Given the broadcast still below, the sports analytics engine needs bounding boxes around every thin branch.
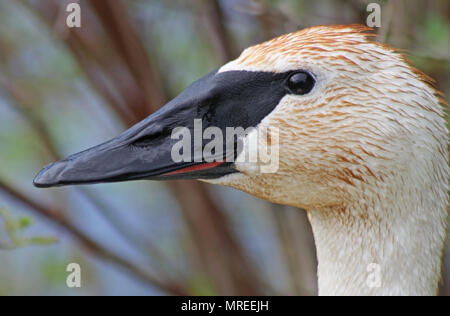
[0,77,59,159]
[271,205,310,295]
[377,0,395,43]
[195,0,235,63]
[78,187,179,277]
[89,0,167,115]
[0,179,186,295]
[63,35,139,126]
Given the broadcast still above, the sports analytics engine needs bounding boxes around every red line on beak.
[162,161,224,176]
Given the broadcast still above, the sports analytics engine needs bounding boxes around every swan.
[33,25,448,296]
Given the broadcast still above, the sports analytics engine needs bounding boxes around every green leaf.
[27,236,59,246]
[0,208,58,249]
[0,208,17,234]
[17,216,33,230]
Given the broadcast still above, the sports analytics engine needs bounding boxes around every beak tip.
[33,161,66,188]
[33,177,55,188]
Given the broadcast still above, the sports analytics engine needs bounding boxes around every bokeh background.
[0,0,449,296]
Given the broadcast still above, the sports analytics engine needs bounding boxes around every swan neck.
[308,194,447,296]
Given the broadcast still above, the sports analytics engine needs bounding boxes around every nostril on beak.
[131,127,172,148]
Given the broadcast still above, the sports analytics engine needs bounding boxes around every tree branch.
[195,0,235,63]
[0,179,186,295]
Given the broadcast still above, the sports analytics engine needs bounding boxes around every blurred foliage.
[0,208,58,249]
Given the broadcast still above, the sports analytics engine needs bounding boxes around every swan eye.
[286,71,315,95]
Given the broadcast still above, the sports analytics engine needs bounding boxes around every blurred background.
[0,0,449,296]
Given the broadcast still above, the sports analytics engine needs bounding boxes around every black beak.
[34,69,290,188]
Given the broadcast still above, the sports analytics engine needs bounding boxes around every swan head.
[33,25,448,212]
[208,25,448,210]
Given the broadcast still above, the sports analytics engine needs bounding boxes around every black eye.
[286,71,315,95]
